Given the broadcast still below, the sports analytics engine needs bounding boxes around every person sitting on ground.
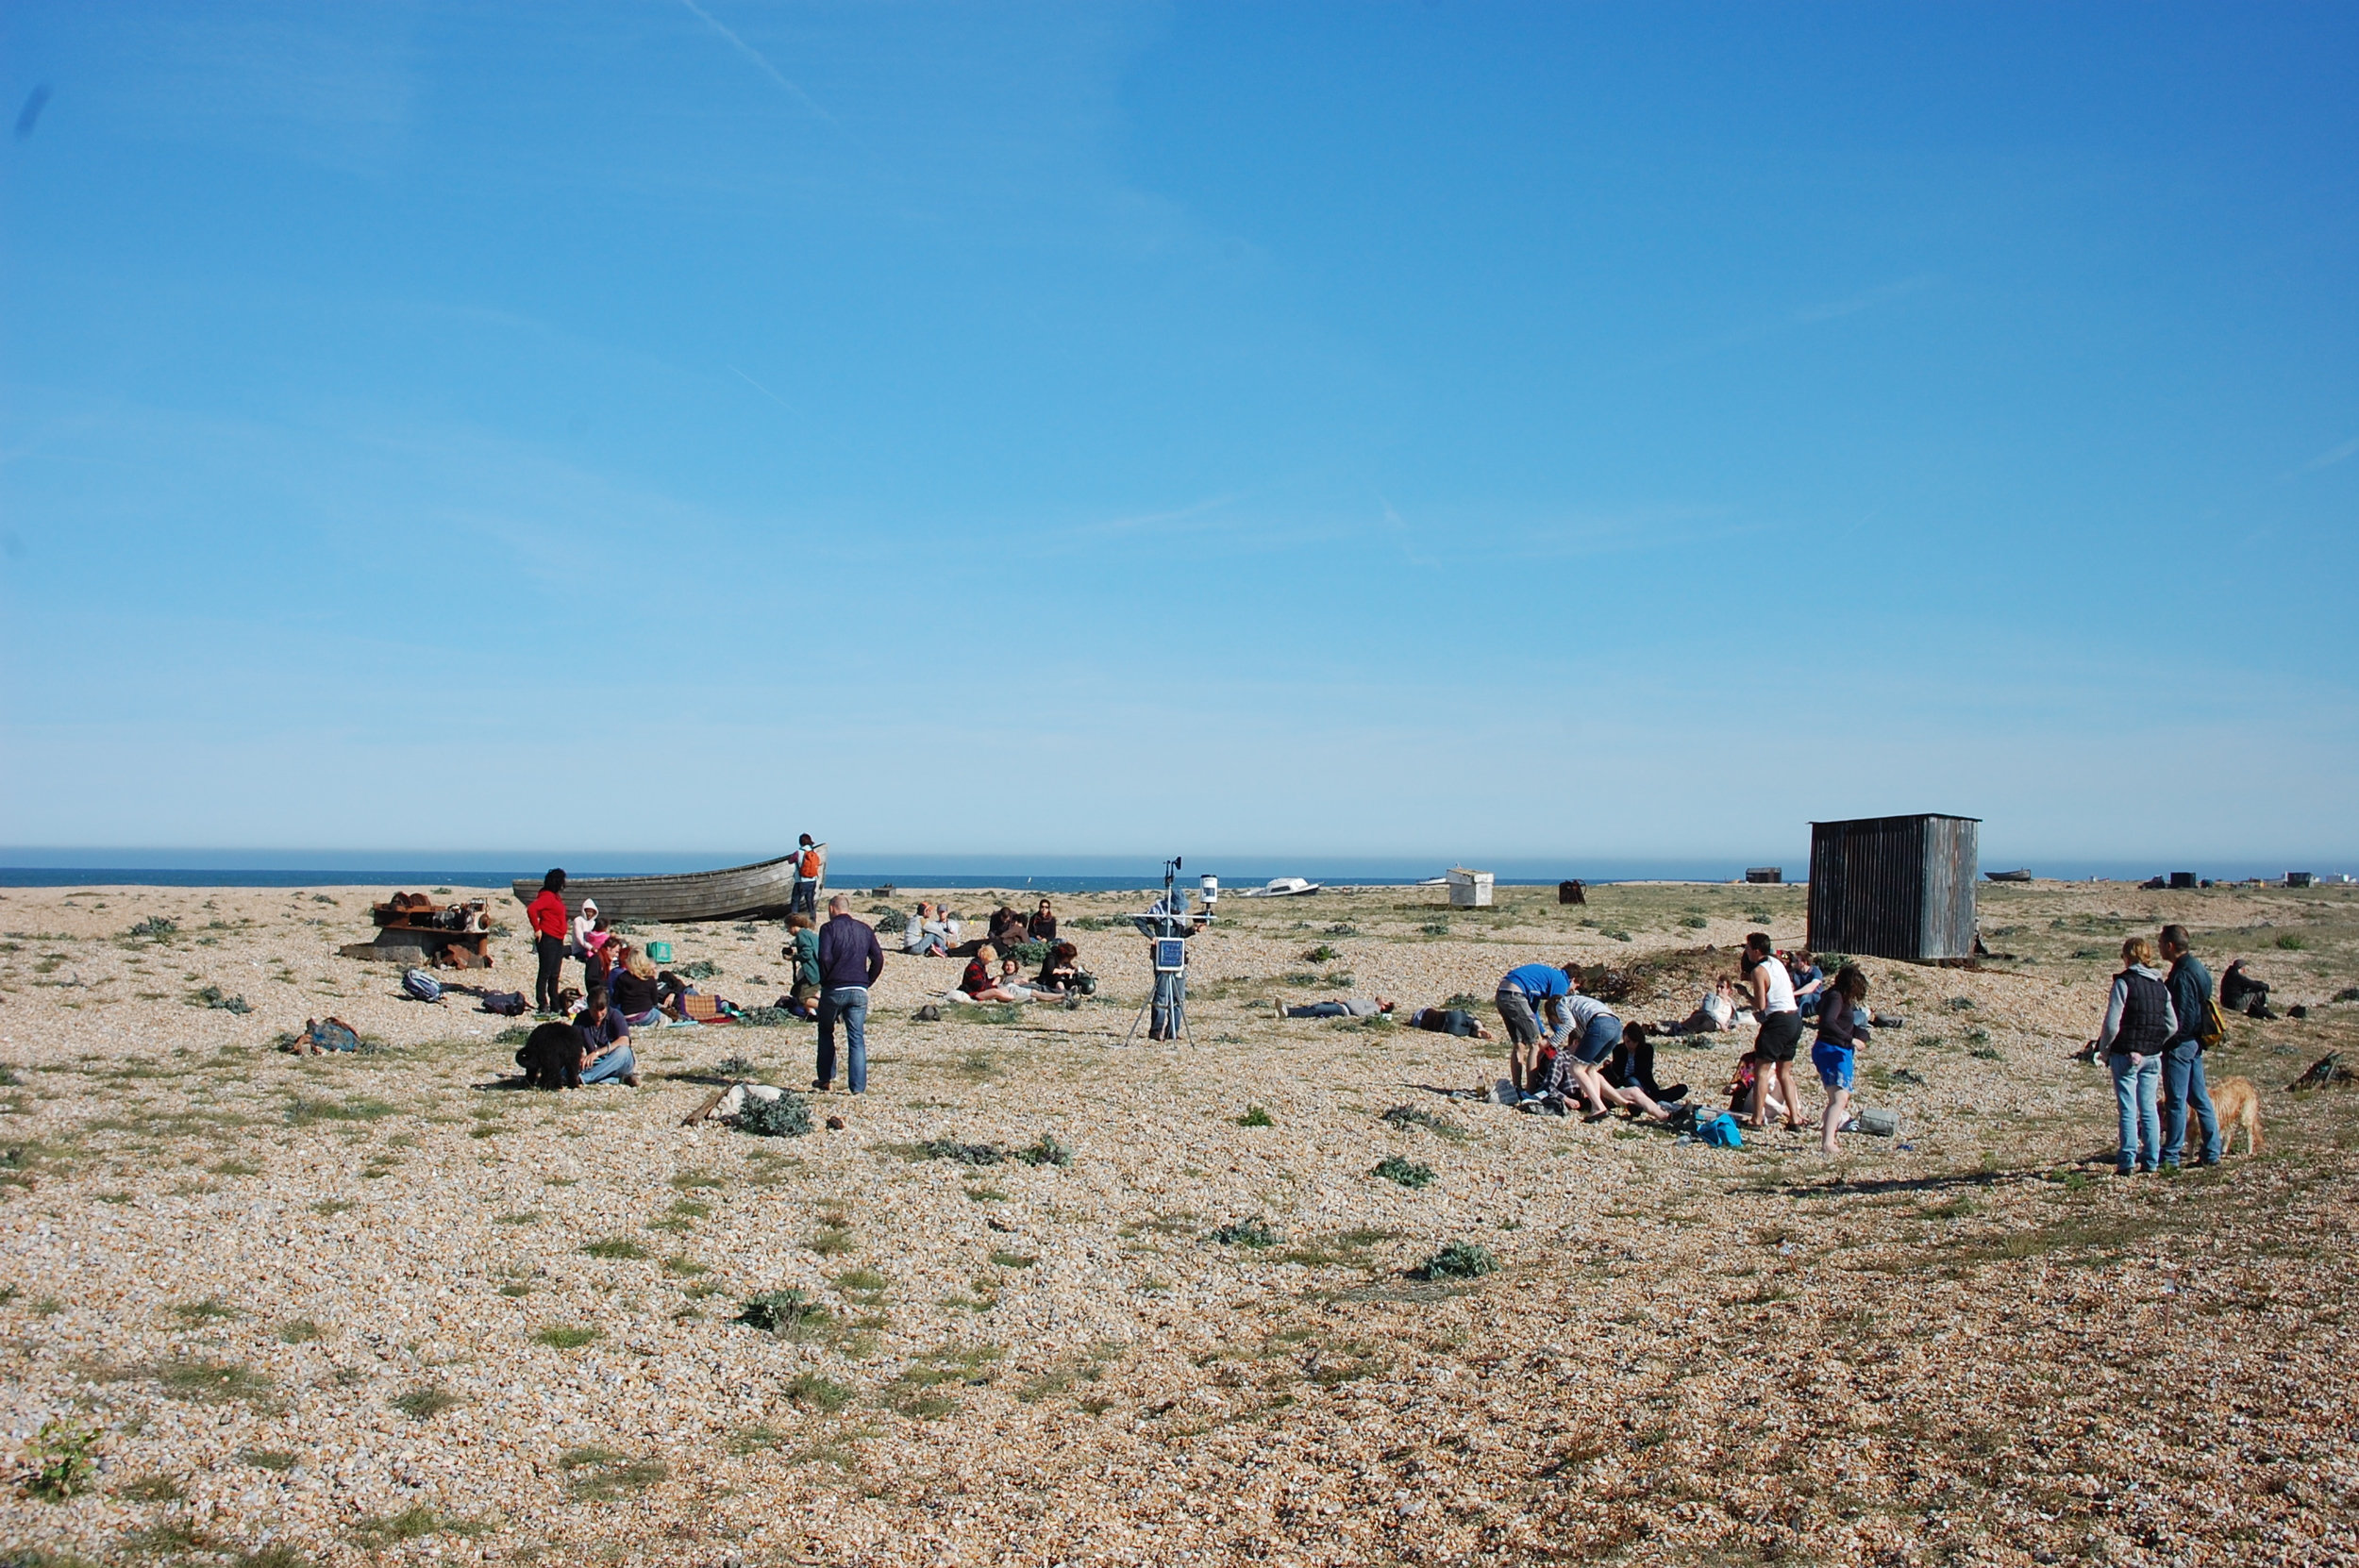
[1602,1022,1685,1103]
[1680,976,1747,1034]
[1534,971,1681,1125]
[572,987,640,1087]
[903,901,948,957]
[1410,1006,1496,1040]
[956,943,1024,1004]
[992,955,1053,1002]
[1787,949,1827,1020]
[1727,1050,1789,1123]
[1277,994,1396,1020]
[607,946,664,1027]
[1036,940,1084,994]
[988,905,1029,949]
[1811,964,1869,1157]
[581,916,614,992]
[2220,959,2273,1019]
[781,912,822,1018]
[1028,898,1059,942]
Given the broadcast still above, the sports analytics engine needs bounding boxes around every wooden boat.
[510,851,813,924]
[1984,869,2033,883]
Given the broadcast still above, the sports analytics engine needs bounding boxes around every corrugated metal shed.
[1807,814,1980,962]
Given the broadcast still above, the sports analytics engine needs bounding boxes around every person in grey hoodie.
[2095,935,2178,1175]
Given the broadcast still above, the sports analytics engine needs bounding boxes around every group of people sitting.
[952,940,1092,1004]
[900,898,1059,959]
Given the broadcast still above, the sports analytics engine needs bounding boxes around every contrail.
[672,0,841,128]
[729,365,796,415]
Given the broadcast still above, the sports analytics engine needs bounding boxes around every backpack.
[799,850,822,877]
[306,1018,361,1052]
[401,968,443,1003]
[1698,1113,1744,1149]
[480,990,527,1017]
[2198,994,2228,1050]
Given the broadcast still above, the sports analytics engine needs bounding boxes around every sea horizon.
[3,848,2350,893]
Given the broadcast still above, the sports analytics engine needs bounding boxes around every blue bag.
[1699,1112,1744,1149]
[401,968,443,1003]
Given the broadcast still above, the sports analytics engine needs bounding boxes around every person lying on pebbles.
[1408,1005,1495,1040]
[1274,995,1395,1020]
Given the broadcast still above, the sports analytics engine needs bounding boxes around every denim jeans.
[580,1042,636,1085]
[2161,1043,2218,1166]
[817,985,868,1093]
[2110,1052,2163,1171]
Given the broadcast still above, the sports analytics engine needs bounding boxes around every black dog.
[516,1021,587,1089]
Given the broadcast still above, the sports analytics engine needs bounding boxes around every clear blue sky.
[3,2,2354,868]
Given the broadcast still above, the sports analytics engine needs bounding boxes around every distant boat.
[1238,876,1323,898]
[1984,869,2033,883]
[511,851,811,924]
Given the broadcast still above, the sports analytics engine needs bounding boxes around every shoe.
[811,1078,829,1092]
[1581,1109,1612,1124]
[1273,999,1287,1020]
[622,1072,640,1087]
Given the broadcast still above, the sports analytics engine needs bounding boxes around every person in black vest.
[2095,935,2178,1175]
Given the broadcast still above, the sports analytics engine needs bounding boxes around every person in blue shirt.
[1495,961,1573,1095]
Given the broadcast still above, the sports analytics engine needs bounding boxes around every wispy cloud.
[1625,275,1943,378]
[1790,274,1940,325]
[1374,489,1436,569]
[1072,492,1249,538]
[2299,435,2359,473]
[671,0,845,131]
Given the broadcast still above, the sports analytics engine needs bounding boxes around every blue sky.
[3,2,2354,869]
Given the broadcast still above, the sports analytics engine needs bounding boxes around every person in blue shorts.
[1810,964,1868,1156]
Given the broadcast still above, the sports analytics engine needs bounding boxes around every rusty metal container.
[1806,814,1980,962]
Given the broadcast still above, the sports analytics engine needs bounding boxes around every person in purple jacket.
[814,894,885,1093]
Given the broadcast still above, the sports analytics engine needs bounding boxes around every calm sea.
[3,852,2347,892]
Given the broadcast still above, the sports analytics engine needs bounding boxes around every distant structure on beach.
[1806,813,1981,963]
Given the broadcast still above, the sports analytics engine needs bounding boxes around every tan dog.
[2181,1075,2263,1159]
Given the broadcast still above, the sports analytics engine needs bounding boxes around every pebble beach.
[3,876,2356,1566]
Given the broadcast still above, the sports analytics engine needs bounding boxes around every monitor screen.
[1154,938,1187,972]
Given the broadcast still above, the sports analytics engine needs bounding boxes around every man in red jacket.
[525,869,570,1015]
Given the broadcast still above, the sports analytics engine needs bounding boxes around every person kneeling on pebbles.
[1527,969,1683,1126]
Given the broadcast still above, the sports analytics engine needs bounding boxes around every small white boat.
[1238,876,1323,898]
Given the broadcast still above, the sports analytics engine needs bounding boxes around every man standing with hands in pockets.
[814,893,883,1094]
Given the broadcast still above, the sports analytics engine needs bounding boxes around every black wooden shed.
[1806,814,1981,962]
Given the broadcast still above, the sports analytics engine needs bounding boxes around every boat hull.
[511,854,807,924]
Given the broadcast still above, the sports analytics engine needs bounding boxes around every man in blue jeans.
[2159,924,2220,1168]
[814,893,884,1093]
